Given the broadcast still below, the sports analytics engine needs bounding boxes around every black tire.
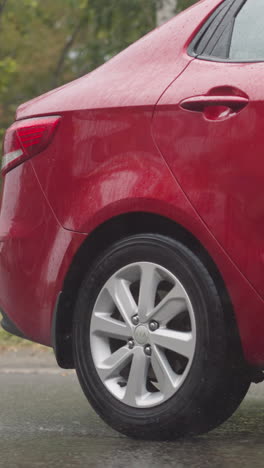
[73,234,250,440]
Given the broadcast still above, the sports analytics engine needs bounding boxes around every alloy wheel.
[90,262,196,408]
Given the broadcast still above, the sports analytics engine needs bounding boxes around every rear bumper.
[0,161,85,346]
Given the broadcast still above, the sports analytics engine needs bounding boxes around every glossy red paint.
[1,0,264,366]
[153,59,264,301]
[0,162,85,345]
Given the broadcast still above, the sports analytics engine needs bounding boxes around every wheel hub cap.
[134,325,149,345]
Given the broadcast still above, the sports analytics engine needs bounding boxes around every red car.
[1,0,264,440]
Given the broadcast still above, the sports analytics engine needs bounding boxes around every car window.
[189,0,234,57]
[190,0,264,63]
[229,0,264,61]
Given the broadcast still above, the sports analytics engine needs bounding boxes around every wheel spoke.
[106,277,137,325]
[97,346,132,381]
[138,263,159,322]
[123,347,149,405]
[92,313,131,340]
[152,329,195,359]
[148,284,186,325]
[151,345,178,394]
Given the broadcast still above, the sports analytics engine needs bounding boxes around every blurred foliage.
[0,324,30,347]
[0,0,196,143]
[177,0,197,10]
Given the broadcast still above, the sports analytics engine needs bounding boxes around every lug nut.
[132,314,139,326]
[128,339,135,349]
[149,321,159,331]
[144,345,152,356]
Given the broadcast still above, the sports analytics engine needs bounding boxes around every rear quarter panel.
[30,107,264,366]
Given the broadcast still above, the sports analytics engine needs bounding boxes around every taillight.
[1,115,61,175]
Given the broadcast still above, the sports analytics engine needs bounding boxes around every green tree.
[177,0,196,11]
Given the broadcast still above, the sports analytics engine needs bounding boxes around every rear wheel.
[73,234,250,440]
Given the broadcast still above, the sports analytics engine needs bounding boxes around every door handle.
[180,95,249,114]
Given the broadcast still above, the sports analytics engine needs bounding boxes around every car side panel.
[31,108,186,233]
[28,107,264,366]
[152,59,264,301]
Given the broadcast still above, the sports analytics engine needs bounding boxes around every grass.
[0,326,27,346]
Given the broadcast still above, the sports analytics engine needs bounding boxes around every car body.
[1,0,264,439]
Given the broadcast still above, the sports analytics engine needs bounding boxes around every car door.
[152,0,264,299]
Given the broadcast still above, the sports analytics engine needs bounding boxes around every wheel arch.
[53,211,239,369]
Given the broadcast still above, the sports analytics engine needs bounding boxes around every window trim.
[188,0,235,58]
[188,0,264,64]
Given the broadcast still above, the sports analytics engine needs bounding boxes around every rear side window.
[189,0,234,57]
[189,0,264,63]
[229,0,264,61]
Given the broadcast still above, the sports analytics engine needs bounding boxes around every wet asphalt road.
[0,350,263,468]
